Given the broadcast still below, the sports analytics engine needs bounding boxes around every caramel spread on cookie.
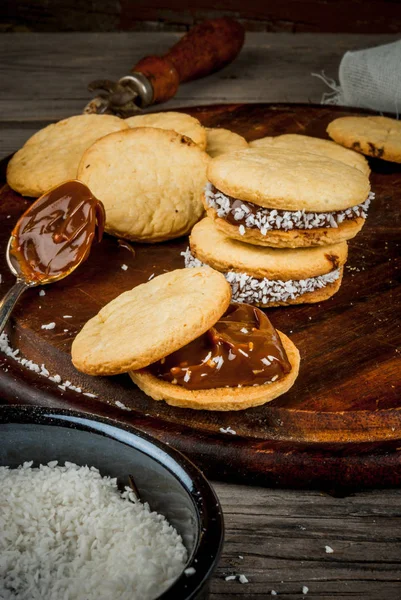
[10,180,105,283]
[149,303,291,390]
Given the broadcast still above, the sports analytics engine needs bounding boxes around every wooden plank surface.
[211,484,401,599]
[1,32,401,599]
[0,33,398,155]
[2,0,401,34]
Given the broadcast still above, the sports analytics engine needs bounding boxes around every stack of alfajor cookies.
[184,134,373,306]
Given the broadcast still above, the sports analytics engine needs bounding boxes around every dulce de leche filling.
[148,303,291,390]
[10,180,105,284]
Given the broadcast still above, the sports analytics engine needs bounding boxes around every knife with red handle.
[85,17,245,116]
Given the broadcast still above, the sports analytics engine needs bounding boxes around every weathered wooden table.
[1,32,401,599]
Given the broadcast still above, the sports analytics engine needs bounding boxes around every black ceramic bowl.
[0,405,224,600]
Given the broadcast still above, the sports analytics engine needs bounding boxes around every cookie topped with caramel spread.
[72,268,299,410]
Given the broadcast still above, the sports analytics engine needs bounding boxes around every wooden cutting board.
[1,104,400,492]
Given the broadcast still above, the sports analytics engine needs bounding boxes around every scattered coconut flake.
[228,349,236,361]
[39,290,45,296]
[148,273,155,280]
[183,370,191,383]
[302,586,309,594]
[115,401,131,411]
[238,224,246,236]
[184,567,196,576]
[238,349,249,358]
[239,555,244,559]
[0,332,96,399]
[271,591,277,596]
[202,351,212,363]
[41,322,55,330]
[325,545,334,553]
[121,264,128,270]
[212,356,224,370]
[240,327,248,334]
[239,575,249,584]
[63,315,72,318]
[220,426,237,435]
[83,392,97,398]
[225,575,236,581]
[183,248,341,305]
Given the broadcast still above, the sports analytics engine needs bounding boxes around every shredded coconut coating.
[204,182,373,233]
[182,248,340,304]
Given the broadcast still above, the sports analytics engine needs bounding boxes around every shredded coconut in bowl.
[0,462,188,600]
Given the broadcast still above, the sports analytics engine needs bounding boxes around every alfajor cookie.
[7,114,128,197]
[72,268,231,375]
[206,127,248,158]
[249,133,370,175]
[77,127,209,243]
[205,148,373,248]
[125,111,207,149]
[185,217,347,306]
[327,116,401,163]
[72,268,299,411]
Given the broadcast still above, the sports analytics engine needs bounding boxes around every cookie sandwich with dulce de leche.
[184,217,348,306]
[205,147,373,248]
[71,268,300,410]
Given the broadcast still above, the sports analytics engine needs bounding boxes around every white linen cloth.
[313,40,401,115]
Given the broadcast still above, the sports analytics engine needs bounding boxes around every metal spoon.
[0,238,36,336]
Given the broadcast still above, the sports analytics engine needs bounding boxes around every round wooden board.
[1,104,400,491]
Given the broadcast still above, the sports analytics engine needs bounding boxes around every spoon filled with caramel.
[0,180,105,335]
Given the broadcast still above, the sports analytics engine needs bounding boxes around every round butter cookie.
[186,217,347,306]
[206,127,248,158]
[125,111,207,149]
[129,332,300,411]
[208,148,370,212]
[205,148,372,248]
[327,116,401,163]
[249,133,370,175]
[7,115,128,197]
[71,268,231,376]
[77,127,209,242]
